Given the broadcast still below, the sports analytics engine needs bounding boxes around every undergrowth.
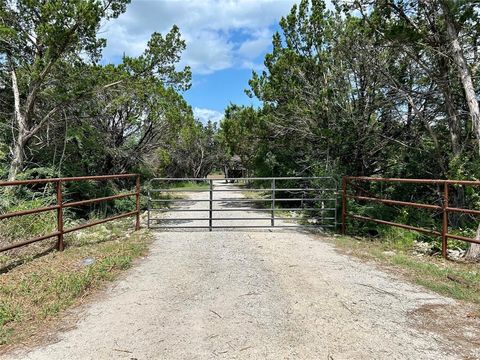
[0,220,151,349]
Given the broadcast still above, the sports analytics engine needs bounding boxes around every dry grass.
[0,219,151,351]
[326,233,480,310]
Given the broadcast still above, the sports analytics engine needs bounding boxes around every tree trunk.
[8,61,28,181]
[467,225,480,260]
[442,1,480,260]
[8,135,26,182]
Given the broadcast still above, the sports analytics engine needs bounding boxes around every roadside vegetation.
[0,219,151,350]
[147,180,210,203]
[329,229,480,310]
[219,0,480,261]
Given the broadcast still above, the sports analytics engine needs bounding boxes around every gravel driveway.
[7,181,471,359]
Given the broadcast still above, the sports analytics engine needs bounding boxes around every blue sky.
[101,0,300,123]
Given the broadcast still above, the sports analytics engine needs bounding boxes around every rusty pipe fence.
[341,176,480,258]
[0,174,141,253]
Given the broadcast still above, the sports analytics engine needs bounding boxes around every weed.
[0,220,151,348]
[329,234,480,307]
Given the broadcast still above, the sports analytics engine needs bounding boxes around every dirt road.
[7,181,475,359]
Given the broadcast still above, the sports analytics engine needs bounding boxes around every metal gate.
[147,177,337,230]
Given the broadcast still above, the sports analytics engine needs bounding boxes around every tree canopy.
[220,0,480,258]
[0,0,218,181]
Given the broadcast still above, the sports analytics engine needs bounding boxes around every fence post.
[442,182,449,259]
[209,179,213,231]
[135,175,141,231]
[271,178,276,227]
[56,180,64,251]
[341,177,347,235]
[147,187,151,229]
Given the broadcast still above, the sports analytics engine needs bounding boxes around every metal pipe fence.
[341,176,480,258]
[148,177,337,231]
[0,174,141,253]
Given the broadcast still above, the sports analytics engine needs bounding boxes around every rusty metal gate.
[147,177,337,230]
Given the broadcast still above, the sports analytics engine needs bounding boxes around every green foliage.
[220,105,263,170]
[0,0,201,184]
[220,0,480,244]
[234,0,480,181]
[0,198,57,244]
[157,120,225,178]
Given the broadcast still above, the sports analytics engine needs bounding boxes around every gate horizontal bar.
[148,207,336,212]
[446,206,480,216]
[446,233,480,244]
[151,176,336,181]
[150,198,336,203]
[151,216,337,221]
[63,192,136,208]
[346,176,480,186]
[0,173,137,187]
[63,211,138,234]
[148,225,335,229]
[150,188,337,193]
[213,188,337,192]
[151,217,270,221]
[0,231,61,252]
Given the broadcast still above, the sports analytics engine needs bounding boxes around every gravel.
[7,181,465,359]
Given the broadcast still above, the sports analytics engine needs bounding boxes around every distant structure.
[224,155,246,182]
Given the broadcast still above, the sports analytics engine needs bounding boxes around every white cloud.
[237,29,272,60]
[101,0,300,74]
[193,107,224,124]
[179,30,234,74]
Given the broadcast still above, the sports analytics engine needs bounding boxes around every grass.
[147,181,210,215]
[0,198,57,246]
[329,231,480,308]
[240,186,288,213]
[164,181,210,191]
[0,219,151,349]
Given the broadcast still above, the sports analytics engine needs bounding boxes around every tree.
[219,105,263,172]
[440,0,480,259]
[343,0,480,259]
[0,0,130,180]
[224,0,480,260]
[0,0,192,181]
[158,119,225,178]
[247,0,405,177]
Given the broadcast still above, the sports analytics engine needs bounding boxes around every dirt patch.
[410,303,480,359]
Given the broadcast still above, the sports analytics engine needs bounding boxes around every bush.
[0,198,57,245]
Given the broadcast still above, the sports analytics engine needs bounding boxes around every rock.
[447,249,465,260]
[413,241,432,254]
[81,257,96,266]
